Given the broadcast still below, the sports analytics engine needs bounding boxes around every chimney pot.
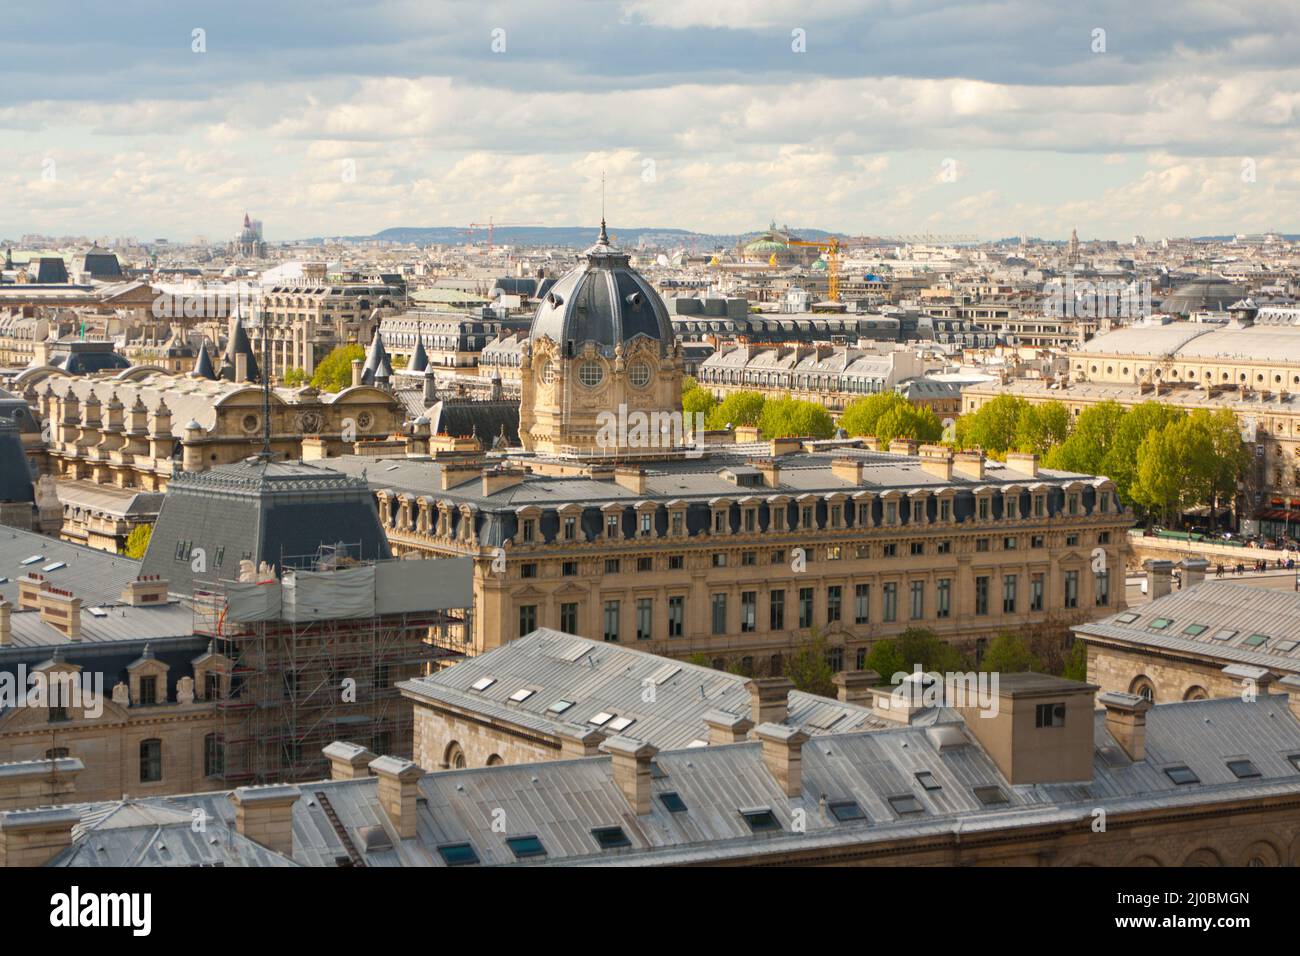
[1144,559,1174,599]
[229,784,301,858]
[832,670,879,705]
[745,677,794,727]
[369,755,423,840]
[702,709,754,745]
[600,735,658,815]
[322,741,376,781]
[753,722,810,798]
[1099,691,1153,761]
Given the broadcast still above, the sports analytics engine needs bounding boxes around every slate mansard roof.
[140,458,392,594]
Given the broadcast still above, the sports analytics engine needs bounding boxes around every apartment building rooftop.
[20,690,1300,867]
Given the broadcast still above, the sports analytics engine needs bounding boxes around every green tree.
[282,367,307,387]
[1130,416,1216,525]
[979,632,1043,674]
[840,392,908,438]
[1194,408,1250,528]
[707,391,766,430]
[123,523,153,560]
[1099,401,1184,507]
[1044,400,1126,475]
[682,386,717,421]
[954,395,1027,458]
[1014,400,1070,455]
[875,403,943,444]
[758,397,835,439]
[864,627,968,680]
[310,344,366,392]
[1061,640,1088,682]
[785,631,837,697]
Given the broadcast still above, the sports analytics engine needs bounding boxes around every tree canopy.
[979,632,1043,674]
[123,524,153,560]
[707,391,766,431]
[758,396,835,439]
[954,395,1026,458]
[310,344,366,392]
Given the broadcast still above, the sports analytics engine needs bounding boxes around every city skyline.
[4,1,1300,241]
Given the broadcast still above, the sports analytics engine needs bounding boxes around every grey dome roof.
[528,224,672,358]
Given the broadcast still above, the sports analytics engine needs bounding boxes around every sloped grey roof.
[1074,579,1300,674]
[0,526,140,607]
[401,628,923,751]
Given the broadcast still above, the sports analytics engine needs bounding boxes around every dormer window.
[829,504,843,529]
[521,519,535,543]
[885,501,898,526]
[713,510,727,534]
[977,497,989,520]
[606,514,620,538]
[1004,495,1018,519]
[800,505,814,529]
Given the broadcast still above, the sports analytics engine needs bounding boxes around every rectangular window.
[640,514,653,535]
[560,602,578,634]
[1098,531,1111,545]
[1094,570,1110,607]
[978,498,989,520]
[668,554,684,570]
[1031,573,1045,611]
[975,576,989,616]
[798,588,814,628]
[1035,702,1065,728]
[520,562,537,579]
[742,551,757,567]
[741,591,757,633]
[857,503,871,526]
[939,499,951,522]
[911,500,924,523]
[1005,495,1018,519]
[522,518,535,543]
[636,556,653,572]
[714,510,728,533]
[976,538,990,552]
[910,581,924,620]
[770,590,785,630]
[883,582,897,622]
[712,552,728,568]
[937,578,951,618]
[745,509,758,532]
[711,593,728,635]
[1002,575,1017,614]
[607,515,620,538]
[772,508,786,532]
[138,676,158,707]
[1064,571,1079,609]
[562,560,578,577]
[829,504,843,528]
[605,558,620,574]
[1033,495,1045,517]
[636,598,653,641]
[854,584,870,624]
[670,513,684,536]
[1003,536,1016,551]
[883,543,898,558]
[800,506,814,529]
[885,501,898,525]
[1065,534,1079,547]
[563,516,577,540]
[139,739,162,783]
[518,604,537,636]
[827,586,842,624]
[770,548,786,565]
[937,540,951,554]
[603,601,620,642]
[910,541,924,556]
[668,596,684,637]
[1031,534,1045,548]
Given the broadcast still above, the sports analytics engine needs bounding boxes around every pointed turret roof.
[193,342,217,380]
[222,311,260,383]
[361,331,392,386]
[410,330,429,373]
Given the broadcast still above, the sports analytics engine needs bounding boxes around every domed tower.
[520,222,683,457]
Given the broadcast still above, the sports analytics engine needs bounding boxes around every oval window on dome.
[539,361,556,385]
[629,361,652,388]
[578,360,605,387]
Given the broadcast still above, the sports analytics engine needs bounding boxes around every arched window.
[444,741,466,769]
[139,738,162,783]
[486,754,504,766]
[1182,685,1208,701]
[1128,675,1156,702]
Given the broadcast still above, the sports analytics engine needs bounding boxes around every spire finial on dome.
[598,170,609,245]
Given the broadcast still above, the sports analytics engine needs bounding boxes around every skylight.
[1149,617,1173,630]
[1211,628,1237,641]
[42,562,66,572]
[659,791,687,813]
[606,716,635,733]
[87,607,108,618]
[827,800,866,823]
[974,785,1010,806]
[1242,634,1269,648]
[591,826,631,850]
[587,711,615,726]
[508,688,534,703]
[915,771,941,791]
[505,835,546,859]
[888,794,925,815]
[436,843,479,866]
[1226,759,1260,779]
[1164,765,1200,785]
[1181,624,1208,636]
[19,555,42,566]
[1115,612,1139,624]
[740,808,781,833]
[1276,640,1299,653]
[469,676,496,692]
[547,699,574,714]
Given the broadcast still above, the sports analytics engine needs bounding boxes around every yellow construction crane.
[788,238,845,302]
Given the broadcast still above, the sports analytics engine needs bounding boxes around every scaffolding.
[193,554,471,786]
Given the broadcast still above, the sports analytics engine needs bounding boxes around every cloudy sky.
[3,0,1300,242]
